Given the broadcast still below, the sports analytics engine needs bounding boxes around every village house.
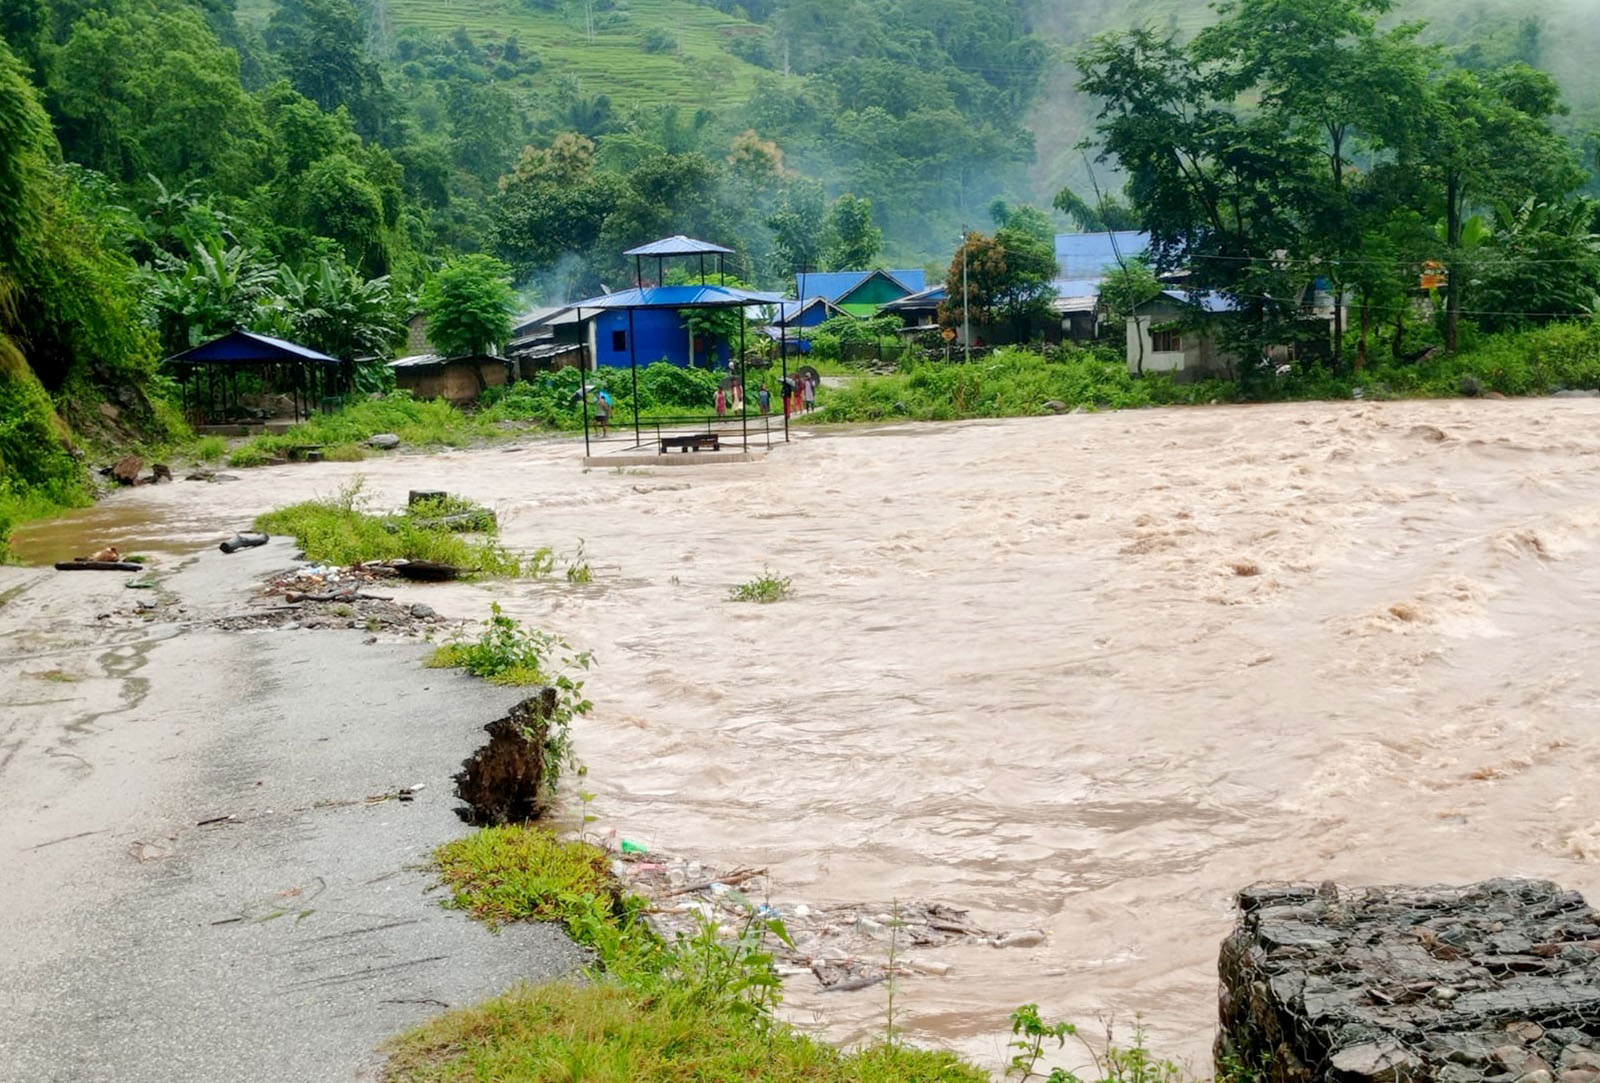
[388,353,513,403]
[1125,289,1243,380]
[796,269,925,316]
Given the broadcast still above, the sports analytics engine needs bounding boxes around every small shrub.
[641,26,679,52]
[729,569,792,603]
[193,435,227,463]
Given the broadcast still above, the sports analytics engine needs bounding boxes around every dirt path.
[0,544,583,1082]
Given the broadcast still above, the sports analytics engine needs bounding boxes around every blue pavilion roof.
[165,329,341,365]
[622,235,735,257]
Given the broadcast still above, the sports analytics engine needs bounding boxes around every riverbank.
[11,400,1600,1072]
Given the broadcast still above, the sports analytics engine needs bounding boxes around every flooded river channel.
[19,399,1600,1071]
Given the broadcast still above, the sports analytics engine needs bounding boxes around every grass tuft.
[729,569,792,603]
[434,825,620,929]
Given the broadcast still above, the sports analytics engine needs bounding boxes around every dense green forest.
[4,0,1600,549]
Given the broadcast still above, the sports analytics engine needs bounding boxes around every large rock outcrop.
[1217,880,1600,1083]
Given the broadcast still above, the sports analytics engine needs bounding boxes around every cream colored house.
[1125,290,1242,380]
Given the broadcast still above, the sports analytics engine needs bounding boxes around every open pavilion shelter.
[165,330,347,427]
[569,236,788,455]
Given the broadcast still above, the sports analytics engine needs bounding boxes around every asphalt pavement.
[0,546,585,1081]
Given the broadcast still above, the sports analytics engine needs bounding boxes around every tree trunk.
[1445,175,1462,353]
[1357,296,1370,374]
[1392,304,1406,361]
[1333,282,1344,370]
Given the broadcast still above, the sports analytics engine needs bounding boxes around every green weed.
[729,569,792,603]
[564,539,593,584]
[193,435,227,463]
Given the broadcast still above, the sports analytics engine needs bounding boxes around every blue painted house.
[590,306,727,369]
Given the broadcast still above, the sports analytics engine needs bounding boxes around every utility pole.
[961,226,971,363]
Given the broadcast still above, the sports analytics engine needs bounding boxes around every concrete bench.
[659,433,720,454]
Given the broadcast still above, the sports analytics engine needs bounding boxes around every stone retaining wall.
[1217,880,1600,1083]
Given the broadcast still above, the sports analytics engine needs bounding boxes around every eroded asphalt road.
[0,543,585,1082]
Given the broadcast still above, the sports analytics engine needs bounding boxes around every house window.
[611,330,628,352]
[1151,328,1182,352]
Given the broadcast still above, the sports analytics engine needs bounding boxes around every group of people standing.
[715,372,817,418]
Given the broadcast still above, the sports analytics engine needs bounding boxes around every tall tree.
[823,193,881,269]
[265,0,392,141]
[418,254,515,358]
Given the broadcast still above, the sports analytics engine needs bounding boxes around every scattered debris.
[614,849,1041,994]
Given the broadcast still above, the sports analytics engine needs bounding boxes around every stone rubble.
[1216,879,1600,1083]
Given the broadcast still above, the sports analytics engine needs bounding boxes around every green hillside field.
[238,0,778,107]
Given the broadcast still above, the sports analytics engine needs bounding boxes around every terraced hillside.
[238,0,778,107]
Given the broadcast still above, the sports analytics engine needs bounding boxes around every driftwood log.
[55,560,144,572]
[394,560,461,581]
[219,532,269,554]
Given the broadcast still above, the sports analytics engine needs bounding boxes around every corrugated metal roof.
[622,235,735,256]
[165,329,340,365]
[567,284,781,310]
[1159,288,1238,313]
[795,269,926,303]
[1055,231,1150,279]
[389,353,506,369]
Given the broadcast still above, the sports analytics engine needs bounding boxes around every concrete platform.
[583,450,766,467]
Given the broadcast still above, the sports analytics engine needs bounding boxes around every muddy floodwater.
[20,399,1600,1071]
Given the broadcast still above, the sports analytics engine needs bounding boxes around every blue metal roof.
[622,235,735,257]
[795,269,926,303]
[165,329,341,365]
[774,296,843,324]
[1055,231,1150,279]
[568,284,781,310]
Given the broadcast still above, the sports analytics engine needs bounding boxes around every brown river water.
[17,399,1600,1072]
